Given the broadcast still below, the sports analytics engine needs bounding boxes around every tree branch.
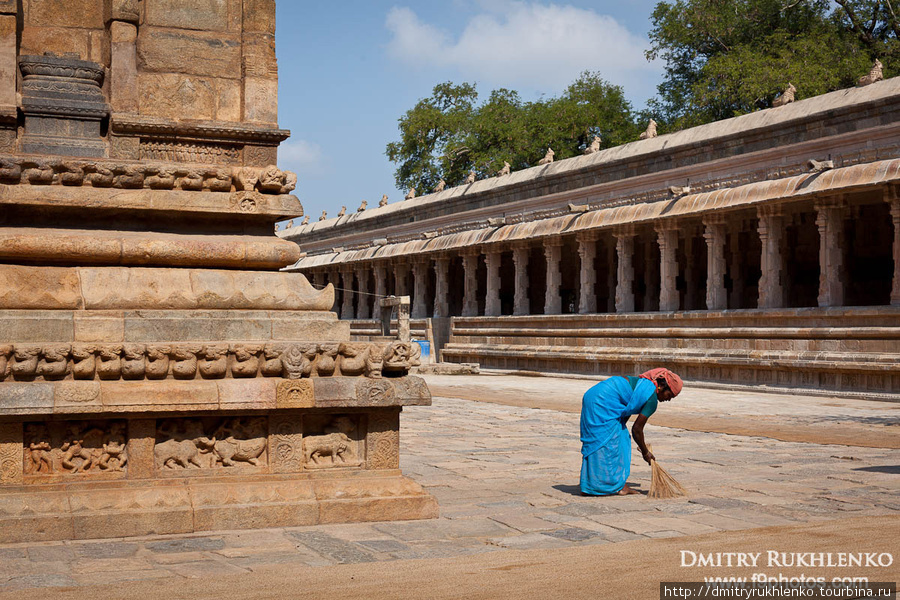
[834,0,876,44]
[884,0,900,37]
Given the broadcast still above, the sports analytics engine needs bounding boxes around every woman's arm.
[632,414,655,464]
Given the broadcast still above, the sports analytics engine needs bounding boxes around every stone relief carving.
[270,414,303,473]
[0,342,417,382]
[140,140,241,164]
[357,379,396,405]
[0,155,296,195]
[155,417,267,470]
[537,148,555,165]
[0,423,22,484]
[367,413,400,470]
[276,379,314,407]
[23,421,128,476]
[302,416,361,468]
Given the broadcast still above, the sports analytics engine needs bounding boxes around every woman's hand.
[642,449,655,465]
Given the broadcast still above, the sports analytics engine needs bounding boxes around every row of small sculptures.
[0,341,421,382]
[0,157,297,195]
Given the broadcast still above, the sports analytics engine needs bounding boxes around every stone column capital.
[702,213,728,226]
[814,195,846,212]
[542,236,564,248]
[757,203,785,218]
[654,220,681,233]
[613,224,636,239]
[576,230,601,243]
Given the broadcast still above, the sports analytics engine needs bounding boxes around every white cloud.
[277,139,326,178]
[385,3,661,97]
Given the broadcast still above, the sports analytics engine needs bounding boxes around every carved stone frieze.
[0,341,418,382]
[367,412,400,470]
[275,379,314,407]
[269,414,303,473]
[0,155,296,195]
[23,420,128,476]
[155,417,267,471]
[302,415,362,469]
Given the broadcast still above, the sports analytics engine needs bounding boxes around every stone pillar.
[606,240,617,312]
[393,263,409,296]
[889,195,900,306]
[374,263,388,301]
[411,259,430,319]
[340,268,355,320]
[242,0,279,126]
[433,256,450,318]
[729,223,745,309]
[110,16,139,113]
[485,248,502,317]
[683,226,697,310]
[815,198,846,307]
[577,232,598,314]
[704,215,728,311]
[543,237,563,314]
[462,251,480,317]
[511,243,530,316]
[614,228,635,313]
[757,205,785,309]
[355,266,371,319]
[656,224,679,312]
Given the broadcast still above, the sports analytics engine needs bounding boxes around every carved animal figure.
[583,135,601,154]
[537,148,555,165]
[317,344,339,375]
[61,430,96,473]
[199,345,228,379]
[303,432,354,466]
[338,343,369,376]
[464,170,476,184]
[233,167,260,191]
[96,345,123,380]
[56,161,85,186]
[121,343,146,380]
[204,169,232,192]
[858,59,883,87]
[282,171,298,193]
[71,345,97,380]
[640,119,658,140]
[319,210,328,221]
[301,215,310,225]
[213,418,267,467]
[145,345,171,380]
[38,345,70,380]
[772,83,796,108]
[281,343,317,378]
[258,165,286,193]
[0,344,11,380]
[12,346,41,379]
[231,344,262,378]
[84,164,114,187]
[145,167,176,189]
[99,422,127,471]
[807,159,834,173]
[172,346,201,379]
[22,160,54,184]
[405,187,416,200]
[113,164,144,189]
[668,185,691,196]
[177,169,204,191]
[382,341,422,372]
[155,421,215,469]
[433,180,446,193]
[497,161,511,176]
[261,344,284,376]
[337,206,347,217]
[365,343,385,378]
[358,200,367,212]
[0,157,21,182]
[380,193,389,207]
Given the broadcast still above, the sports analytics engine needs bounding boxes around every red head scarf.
[639,368,683,397]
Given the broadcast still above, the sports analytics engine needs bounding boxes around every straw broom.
[647,445,688,499]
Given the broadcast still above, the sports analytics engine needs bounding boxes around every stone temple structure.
[282,78,900,401]
[0,0,436,542]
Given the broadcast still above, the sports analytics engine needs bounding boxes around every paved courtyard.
[0,373,897,598]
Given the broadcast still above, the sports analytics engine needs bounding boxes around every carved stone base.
[0,472,438,543]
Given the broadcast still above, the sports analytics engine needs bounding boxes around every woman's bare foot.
[616,484,640,495]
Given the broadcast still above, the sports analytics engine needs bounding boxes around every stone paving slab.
[0,374,897,593]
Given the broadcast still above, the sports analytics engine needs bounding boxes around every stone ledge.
[0,375,431,415]
[0,474,438,542]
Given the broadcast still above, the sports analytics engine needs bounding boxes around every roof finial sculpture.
[537,148,555,165]
[772,83,796,107]
[464,170,476,184]
[357,200,367,212]
[858,59,883,87]
[319,210,327,221]
[497,161,511,176]
[433,179,446,193]
[639,119,657,140]
[583,135,602,154]
[337,206,346,217]
[286,219,294,229]
[405,187,416,200]
[301,215,310,225]
[379,194,389,207]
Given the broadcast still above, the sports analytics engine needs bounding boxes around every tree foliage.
[385,73,638,194]
[647,0,899,129]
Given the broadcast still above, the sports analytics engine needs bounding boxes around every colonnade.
[305,194,900,319]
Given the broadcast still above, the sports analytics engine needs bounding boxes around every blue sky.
[274,1,664,224]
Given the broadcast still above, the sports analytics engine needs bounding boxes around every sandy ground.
[3,515,896,600]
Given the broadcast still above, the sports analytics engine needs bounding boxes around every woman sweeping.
[580,368,683,496]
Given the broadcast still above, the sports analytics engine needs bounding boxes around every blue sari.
[579,376,656,495]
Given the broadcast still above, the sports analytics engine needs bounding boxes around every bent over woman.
[579,368,683,496]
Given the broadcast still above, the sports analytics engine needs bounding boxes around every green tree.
[647,0,895,129]
[386,72,637,194]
